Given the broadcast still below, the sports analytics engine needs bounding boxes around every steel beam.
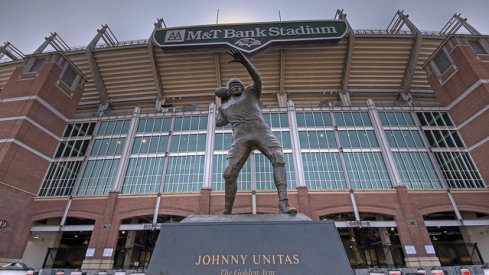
[86,25,116,111]
[388,11,422,105]
[149,19,166,110]
[335,10,352,106]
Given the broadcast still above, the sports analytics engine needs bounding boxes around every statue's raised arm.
[226,49,262,97]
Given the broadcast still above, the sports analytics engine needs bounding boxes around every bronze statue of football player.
[215,48,297,215]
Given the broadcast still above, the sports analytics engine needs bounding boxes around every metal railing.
[343,243,484,268]
[40,243,484,270]
[434,243,484,266]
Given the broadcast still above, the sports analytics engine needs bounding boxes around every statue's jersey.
[218,85,268,129]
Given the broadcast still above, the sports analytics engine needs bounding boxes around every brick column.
[296,186,311,217]
[82,192,121,270]
[0,53,85,262]
[394,186,440,267]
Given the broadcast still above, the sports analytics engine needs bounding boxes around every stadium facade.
[0,10,488,272]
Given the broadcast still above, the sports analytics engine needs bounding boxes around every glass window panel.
[107,139,118,155]
[386,112,397,126]
[190,116,199,130]
[39,161,83,196]
[214,133,223,150]
[140,137,150,153]
[394,131,407,147]
[349,131,360,148]
[442,113,453,126]
[187,135,197,151]
[78,123,89,136]
[70,123,81,137]
[72,140,84,157]
[137,119,147,133]
[317,131,329,148]
[361,112,372,126]
[61,66,77,87]
[468,39,487,54]
[358,131,370,148]
[296,113,306,127]
[158,135,169,153]
[393,152,442,189]
[196,134,207,151]
[145,118,155,133]
[170,135,181,152]
[279,113,289,127]
[366,131,379,147]
[401,131,414,148]
[152,118,163,132]
[403,112,415,126]
[132,137,142,154]
[434,50,452,74]
[411,131,424,148]
[164,155,204,192]
[451,131,464,147]
[62,141,73,157]
[338,131,351,148]
[90,139,103,156]
[335,112,346,126]
[105,121,116,136]
[312,113,324,127]
[434,152,484,188]
[97,121,107,136]
[182,117,192,131]
[443,130,455,147]
[148,136,159,153]
[77,159,119,196]
[304,113,315,126]
[113,120,124,135]
[302,152,346,189]
[55,143,66,158]
[87,123,96,135]
[416,113,427,126]
[63,124,74,137]
[122,157,164,194]
[345,152,392,189]
[352,112,363,126]
[29,57,46,72]
[379,112,389,126]
[299,132,312,148]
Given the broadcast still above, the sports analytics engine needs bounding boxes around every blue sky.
[1,0,488,54]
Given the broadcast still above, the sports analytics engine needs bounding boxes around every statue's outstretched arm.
[226,49,262,96]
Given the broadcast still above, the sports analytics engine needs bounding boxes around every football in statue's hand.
[215,87,229,101]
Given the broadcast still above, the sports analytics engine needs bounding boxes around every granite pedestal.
[147,213,353,275]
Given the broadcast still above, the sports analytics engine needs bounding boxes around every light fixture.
[32,233,40,239]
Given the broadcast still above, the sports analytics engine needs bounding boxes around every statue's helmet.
[227,78,243,89]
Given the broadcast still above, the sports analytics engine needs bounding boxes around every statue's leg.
[222,141,251,214]
[256,136,297,215]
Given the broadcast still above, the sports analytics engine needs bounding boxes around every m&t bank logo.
[165,29,186,43]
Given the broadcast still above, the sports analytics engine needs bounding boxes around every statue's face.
[228,82,244,96]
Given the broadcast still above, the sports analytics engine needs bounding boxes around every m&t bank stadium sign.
[153,20,347,53]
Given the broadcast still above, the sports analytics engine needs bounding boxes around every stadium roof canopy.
[0,11,485,114]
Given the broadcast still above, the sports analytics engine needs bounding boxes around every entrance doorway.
[425,211,486,266]
[113,215,184,269]
[321,212,403,268]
